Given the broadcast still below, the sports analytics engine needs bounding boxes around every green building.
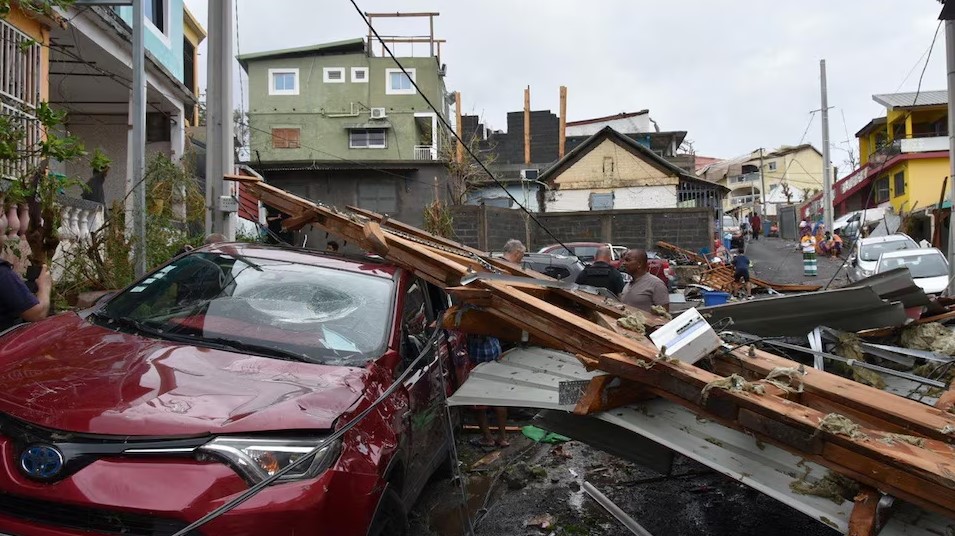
[239,38,452,234]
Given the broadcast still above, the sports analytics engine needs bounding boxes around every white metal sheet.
[451,346,954,534]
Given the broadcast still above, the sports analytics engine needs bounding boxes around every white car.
[847,234,918,282]
[875,247,950,295]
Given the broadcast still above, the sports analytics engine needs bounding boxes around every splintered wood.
[701,264,823,293]
[230,174,955,520]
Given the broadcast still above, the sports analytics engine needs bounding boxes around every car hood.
[913,275,950,295]
[0,314,370,436]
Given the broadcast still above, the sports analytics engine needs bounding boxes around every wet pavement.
[408,240,850,535]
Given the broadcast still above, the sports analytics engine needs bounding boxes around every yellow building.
[182,5,206,126]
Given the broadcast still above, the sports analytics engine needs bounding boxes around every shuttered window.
[271,128,300,149]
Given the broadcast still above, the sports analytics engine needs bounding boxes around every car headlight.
[198,437,342,485]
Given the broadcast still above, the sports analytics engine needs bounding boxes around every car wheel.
[369,486,407,536]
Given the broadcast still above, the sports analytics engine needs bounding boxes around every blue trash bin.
[702,291,730,307]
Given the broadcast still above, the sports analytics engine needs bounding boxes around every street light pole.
[945,19,955,294]
[131,0,146,277]
[820,59,834,234]
[205,0,236,240]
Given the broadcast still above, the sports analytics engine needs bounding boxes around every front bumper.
[0,438,381,536]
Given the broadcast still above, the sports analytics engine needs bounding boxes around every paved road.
[746,236,849,288]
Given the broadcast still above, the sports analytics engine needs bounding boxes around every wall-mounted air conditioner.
[520,169,540,181]
[370,107,387,119]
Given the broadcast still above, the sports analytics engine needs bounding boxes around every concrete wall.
[451,205,713,252]
[467,184,541,212]
[116,0,185,82]
[247,54,447,163]
[547,186,677,212]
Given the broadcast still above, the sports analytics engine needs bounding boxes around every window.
[874,176,890,203]
[269,69,299,96]
[271,128,301,149]
[358,180,398,214]
[602,156,614,174]
[349,128,387,149]
[386,68,416,95]
[768,161,777,172]
[589,192,614,211]
[400,279,434,363]
[323,67,345,83]
[0,19,41,178]
[351,67,368,83]
[894,171,905,197]
[145,0,165,33]
[146,113,171,142]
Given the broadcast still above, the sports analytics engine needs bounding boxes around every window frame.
[767,161,777,172]
[349,128,388,149]
[268,68,300,96]
[385,68,417,95]
[144,0,170,43]
[351,67,369,83]
[893,171,905,197]
[874,176,890,203]
[271,127,301,149]
[589,192,614,211]
[323,67,345,84]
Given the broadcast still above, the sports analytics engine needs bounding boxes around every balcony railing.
[730,195,757,206]
[728,172,760,184]
[900,136,947,153]
[413,145,437,161]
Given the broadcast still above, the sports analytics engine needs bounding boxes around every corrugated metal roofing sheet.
[873,90,947,109]
[451,347,951,535]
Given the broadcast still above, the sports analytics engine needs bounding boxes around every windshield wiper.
[90,312,167,338]
[155,332,312,363]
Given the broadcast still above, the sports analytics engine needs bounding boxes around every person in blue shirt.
[731,246,752,299]
[0,261,50,331]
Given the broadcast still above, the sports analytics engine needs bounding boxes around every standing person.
[575,246,625,295]
[502,239,526,264]
[619,249,670,312]
[801,227,818,277]
[0,262,51,331]
[466,238,525,449]
[732,245,753,299]
[751,213,762,241]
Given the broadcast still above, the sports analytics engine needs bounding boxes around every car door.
[397,276,445,496]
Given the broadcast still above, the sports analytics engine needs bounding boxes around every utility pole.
[820,59,834,234]
[205,0,237,240]
[524,86,531,165]
[759,147,766,218]
[946,17,955,294]
[131,0,146,277]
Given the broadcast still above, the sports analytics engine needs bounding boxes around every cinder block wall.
[450,206,713,253]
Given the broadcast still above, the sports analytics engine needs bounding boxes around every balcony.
[728,172,760,185]
[413,145,437,161]
[900,136,947,153]
[730,195,758,206]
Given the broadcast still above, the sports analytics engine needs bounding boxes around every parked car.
[847,234,919,282]
[0,244,462,536]
[875,248,950,295]
[519,252,586,281]
[537,242,675,290]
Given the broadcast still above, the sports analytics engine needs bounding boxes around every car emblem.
[20,444,65,480]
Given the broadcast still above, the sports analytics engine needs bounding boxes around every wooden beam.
[558,86,567,158]
[573,375,656,415]
[524,85,531,165]
[455,91,464,164]
[847,487,882,536]
[362,221,389,255]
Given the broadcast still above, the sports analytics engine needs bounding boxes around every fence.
[450,205,714,253]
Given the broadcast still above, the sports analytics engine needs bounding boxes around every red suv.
[538,242,675,290]
[0,244,461,535]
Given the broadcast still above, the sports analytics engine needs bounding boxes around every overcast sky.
[185,0,948,172]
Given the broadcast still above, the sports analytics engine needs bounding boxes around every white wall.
[546,185,677,212]
[566,114,653,137]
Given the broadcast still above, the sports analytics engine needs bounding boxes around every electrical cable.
[171,328,444,536]
[347,0,571,253]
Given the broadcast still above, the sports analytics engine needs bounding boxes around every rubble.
[901,323,955,356]
[233,175,955,528]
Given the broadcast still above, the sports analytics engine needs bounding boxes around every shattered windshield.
[878,253,949,279]
[860,239,917,261]
[99,252,394,365]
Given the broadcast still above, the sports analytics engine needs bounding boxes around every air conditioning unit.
[370,107,387,119]
[520,169,540,181]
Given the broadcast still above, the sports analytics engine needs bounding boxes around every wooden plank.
[445,287,494,308]
[847,487,881,536]
[362,221,389,255]
[573,375,656,415]
[917,308,955,325]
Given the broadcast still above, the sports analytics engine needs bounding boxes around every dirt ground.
[410,422,839,536]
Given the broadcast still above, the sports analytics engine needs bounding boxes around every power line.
[913,20,942,108]
[347,0,569,251]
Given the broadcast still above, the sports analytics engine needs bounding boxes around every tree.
[440,130,498,205]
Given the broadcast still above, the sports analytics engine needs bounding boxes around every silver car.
[847,234,919,282]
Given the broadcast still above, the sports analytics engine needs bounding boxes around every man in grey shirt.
[619,249,670,313]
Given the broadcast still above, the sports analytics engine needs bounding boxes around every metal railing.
[728,172,760,184]
[413,145,437,160]
[730,195,757,206]
[0,18,42,180]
